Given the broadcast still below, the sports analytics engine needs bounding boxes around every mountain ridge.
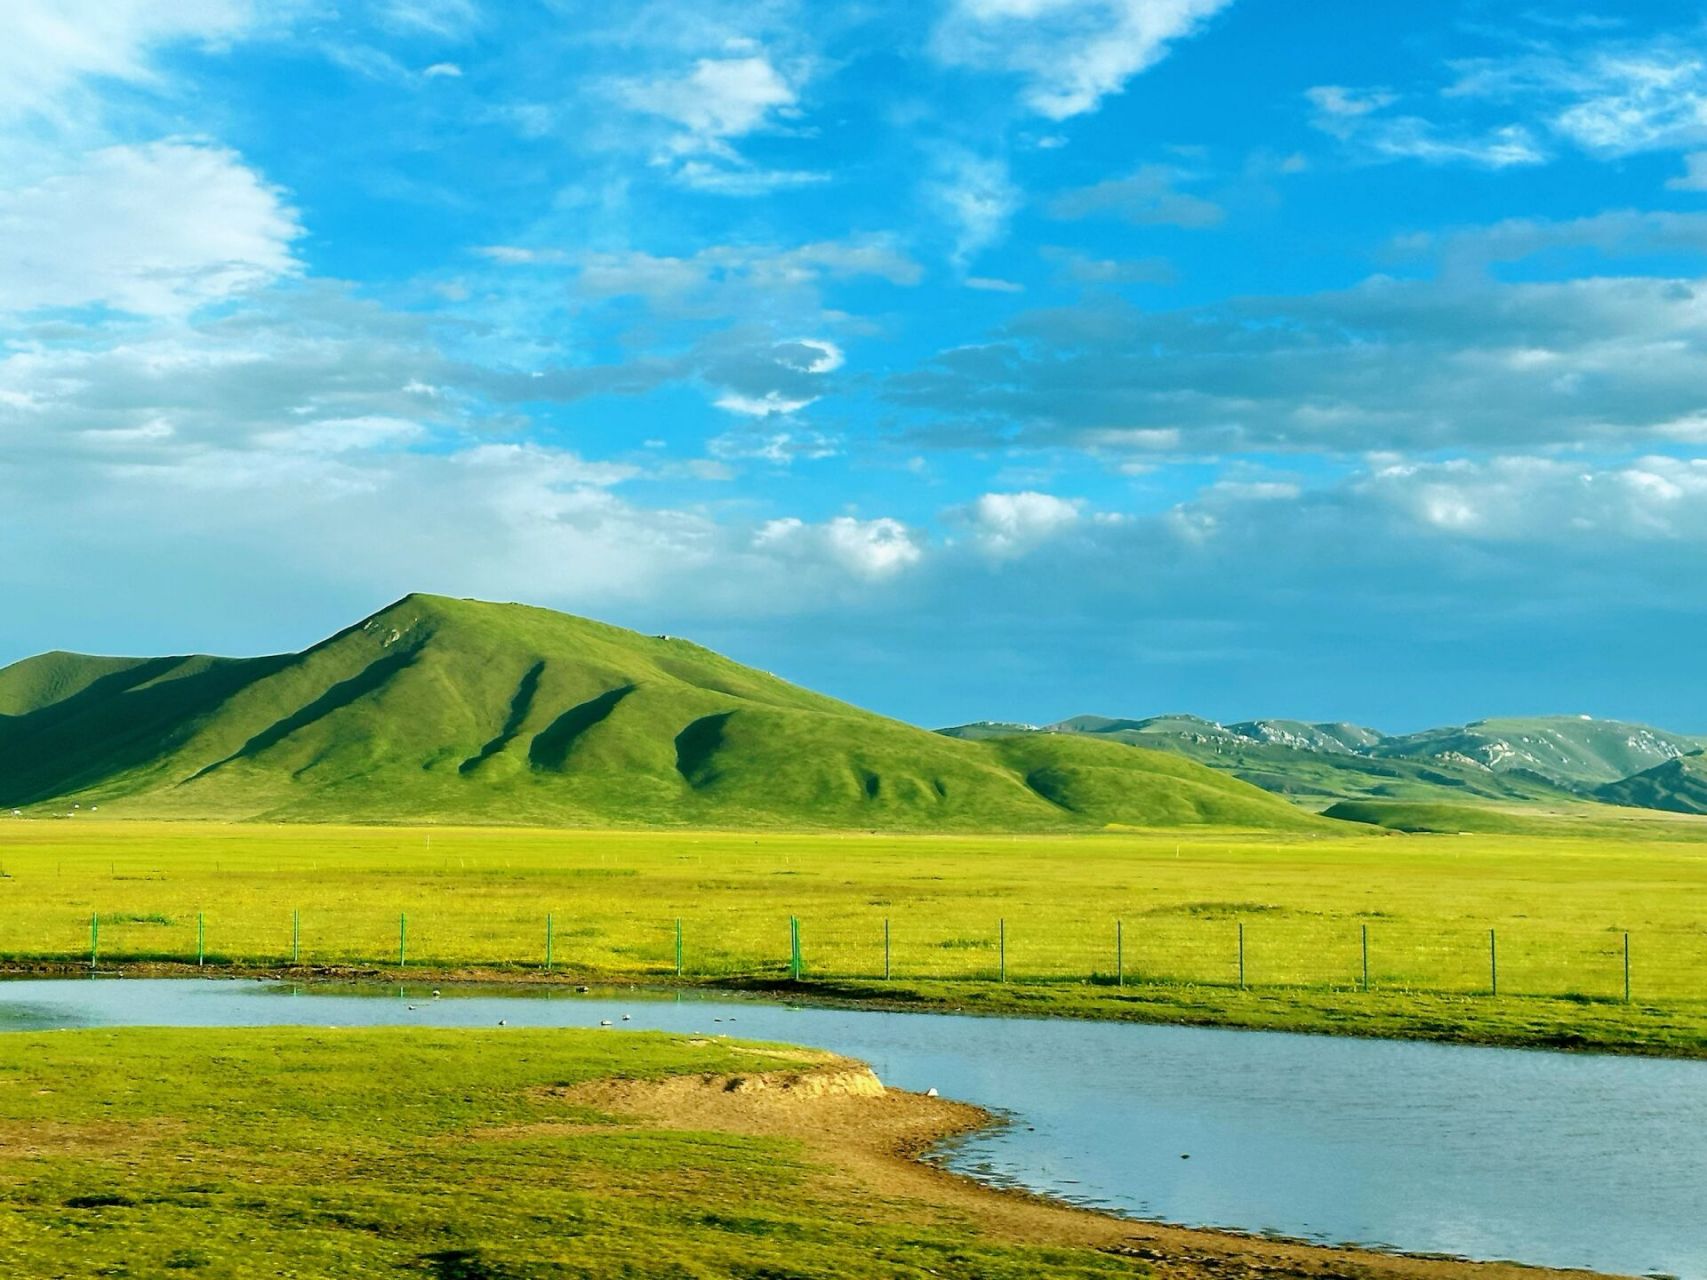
[939,711,1707,809]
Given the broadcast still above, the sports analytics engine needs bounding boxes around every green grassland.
[0,1026,1135,1279]
[5,818,1707,1055]
[0,595,1319,832]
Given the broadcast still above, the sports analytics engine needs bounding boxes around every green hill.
[1596,753,1707,815]
[0,595,1323,831]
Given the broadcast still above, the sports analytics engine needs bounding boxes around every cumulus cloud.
[1359,454,1707,542]
[962,491,1082,557]
[755,516,924,580]
[0,141,302,316]
[932,0,1233,120]
[627,54,798,141]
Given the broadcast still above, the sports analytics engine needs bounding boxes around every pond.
[1,978,1701,1278]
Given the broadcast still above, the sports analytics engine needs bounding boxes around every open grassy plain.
[4,817,1707,1055]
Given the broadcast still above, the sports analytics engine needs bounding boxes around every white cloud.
[1304,84,1396,122]
[633,55,797,142]
[933,0,1234,120]
[423,62,464,78]
[964,491,1082,557]
[255,416,428,456]
[1,0,273,126]
[714,391,818,417]
[1306,86,1547,168]
[1360,455,1707,542]
[1446,41,1707,158]
[607,43,817,193]
[0,141,302,316]
[755,516,924,580]
[928,147,1020,267]
[966,276,1025,293]
[672,161,827,194]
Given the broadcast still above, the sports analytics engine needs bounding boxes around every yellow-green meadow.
[5,818,1707,1055]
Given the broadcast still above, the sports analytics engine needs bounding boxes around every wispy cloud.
[927,146,1020,267]
[932,0,1234,120]
[1306,85,1547,168]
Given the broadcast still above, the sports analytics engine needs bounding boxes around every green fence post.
[545,913,554,972]
[1238,921,1246,990]
[1624,931,1631,1004]
[1489,928,1498,997]
[998,918,1006,983]
[197,912,205,968]
[399,913,408,968]
[675,917,683,977]
[1361,923,1370,993]
[89,911,99,971]
[788,916,802,980]
[883,917,891,981]
[1116,918,1124,988]
[292,909,301,966]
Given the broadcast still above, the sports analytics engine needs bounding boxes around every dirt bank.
[541,1053,1615,1280]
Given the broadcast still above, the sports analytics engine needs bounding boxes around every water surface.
[0,978,1701,1278]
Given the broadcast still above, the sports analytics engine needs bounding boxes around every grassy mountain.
[1596,754,1707,815]
[0,595,1322,831]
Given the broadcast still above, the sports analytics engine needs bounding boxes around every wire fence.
[15,909,1707,1006]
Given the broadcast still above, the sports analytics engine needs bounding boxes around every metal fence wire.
[45,910,1705,1006]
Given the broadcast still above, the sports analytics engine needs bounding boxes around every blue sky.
[6,1,1707,732]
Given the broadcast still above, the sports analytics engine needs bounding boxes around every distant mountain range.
[939,713,1707,814]
[0,596,1321,831]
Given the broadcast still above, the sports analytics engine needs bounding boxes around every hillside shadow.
[674,711,733,788]
[459,660,546,774]
[0,654,293,806]
[187,646,422,782]
[526,683,636,771]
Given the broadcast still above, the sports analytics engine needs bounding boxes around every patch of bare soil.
[544,1056,1619,1280]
